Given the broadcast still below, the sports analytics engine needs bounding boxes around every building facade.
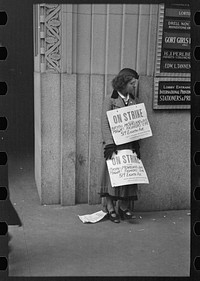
[33,4,190,210]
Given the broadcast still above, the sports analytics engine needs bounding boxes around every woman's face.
[122,77,138,96]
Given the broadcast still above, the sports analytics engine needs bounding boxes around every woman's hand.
[104,144,117,160]
[133,148,140,159]
[132,141,140,159]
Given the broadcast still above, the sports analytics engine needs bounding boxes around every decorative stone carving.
[40,4,61,72]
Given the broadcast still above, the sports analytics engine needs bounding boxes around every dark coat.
[99,90,140,200]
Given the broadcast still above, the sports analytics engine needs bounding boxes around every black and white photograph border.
[0,0,197,278]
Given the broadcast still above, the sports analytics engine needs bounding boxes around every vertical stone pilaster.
[40,73,61,204]
[60,5,76,205]
[35,4,77,205]
[60,74,76,206]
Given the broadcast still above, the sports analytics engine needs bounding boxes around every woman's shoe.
[108,210,120,223]
[118,208,136,220]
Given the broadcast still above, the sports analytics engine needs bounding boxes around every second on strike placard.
[106,150,149,187]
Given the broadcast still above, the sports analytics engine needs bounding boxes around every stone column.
[34,4,76,205]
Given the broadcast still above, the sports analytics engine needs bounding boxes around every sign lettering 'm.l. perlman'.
[106,103,152,145]
[106,150,149,187]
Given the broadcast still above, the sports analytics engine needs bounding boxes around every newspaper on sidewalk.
[78,210,108,224]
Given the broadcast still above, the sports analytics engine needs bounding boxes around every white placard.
[106,103,152,145]
[106,149,149,187]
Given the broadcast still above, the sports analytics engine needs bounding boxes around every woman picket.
[99,68,141,223]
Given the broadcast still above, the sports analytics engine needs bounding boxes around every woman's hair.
[112,68,139,92]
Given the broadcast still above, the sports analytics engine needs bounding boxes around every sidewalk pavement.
[8,154,190,277]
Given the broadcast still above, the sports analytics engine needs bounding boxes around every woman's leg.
[106,196,120,223]
[119,199,129,211]
[118,199,136,220]
[119,199,135,210]
[106,196,115,212]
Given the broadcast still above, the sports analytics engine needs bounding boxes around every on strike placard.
[106,103,152,145]
[106,150,149,187]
